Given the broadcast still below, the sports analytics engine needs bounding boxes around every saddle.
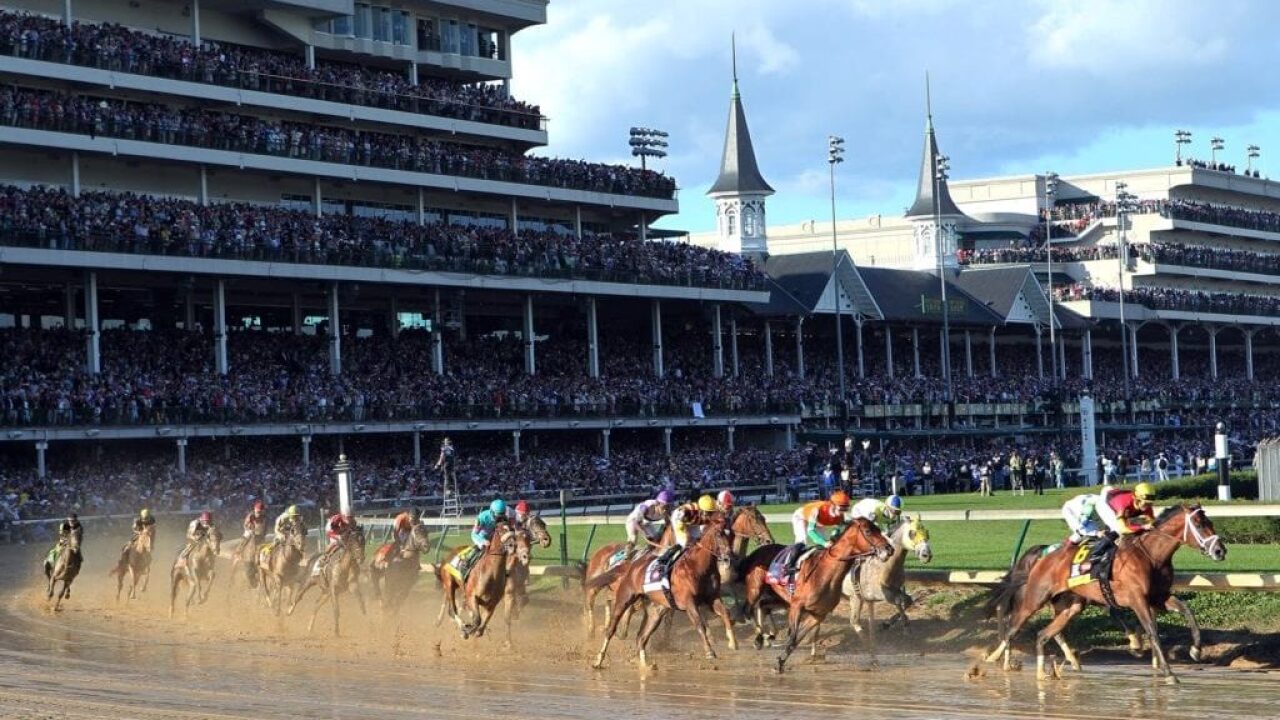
[641,552,682,610]
[1066,537,1118,590]
[445,546,478,583]
[766,545,818,596]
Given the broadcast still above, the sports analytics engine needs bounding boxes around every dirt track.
[2,537,1276,720]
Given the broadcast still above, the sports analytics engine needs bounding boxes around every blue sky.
[512,0,1280,233]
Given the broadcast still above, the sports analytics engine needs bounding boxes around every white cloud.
[738,22,800,76]
[1027,0,1233,72]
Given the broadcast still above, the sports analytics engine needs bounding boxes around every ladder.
[434,493,464,561]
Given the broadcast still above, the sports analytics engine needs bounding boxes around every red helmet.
[199,511,212,523]
[253,501,265,512]
[515,500,529,514]
[716,490,735,508]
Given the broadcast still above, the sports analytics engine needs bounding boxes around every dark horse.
[257,525,308,615]
[436,521,526,640]
[369,523,431,616]
[985,504,1226,684]
[288,525,367,636]
[740,518,893,673]
[589,514,736,669]
[230,531,265,589]
[45,534,83,611]
[503,515,552,644]
[110,525,154,601]
[169,528,222,619]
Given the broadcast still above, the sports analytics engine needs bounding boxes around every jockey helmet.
[696,495,716,513]
[515,500,529,514]
[253,500,265,512]
[886,495,903,514]
[490,499,507,516]
[67,512,78,522]
[656,490,675,505]
[199,511,212,523]
[829,490,851,509]
[286,505,299,518]
[140,508,151,519]
[410,508,421,522]
[1133,482,1155,506]
[716,490,735,508]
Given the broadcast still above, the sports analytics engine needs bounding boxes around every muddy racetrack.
[1,536,1275,720]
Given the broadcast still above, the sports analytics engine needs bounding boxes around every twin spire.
[707,33,774,197]
[905,73,962,218]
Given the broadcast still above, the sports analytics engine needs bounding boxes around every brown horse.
[169,528,222,619]
[230,531,265,589]
[503,515,552,643]
[589,514,736,669]
[739,517,892,673]
[436,521,523,639]
[256,524,308,615]
[44,534,83,611]
[984,503,1226,684]
[110,526,154,601]
[368,523,431,615]
[288,525,367,636]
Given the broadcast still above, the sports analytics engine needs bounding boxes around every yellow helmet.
[1133,482,1155,504]
[140,508,151,519]
[287,505,299,517]
[697,495,716,513]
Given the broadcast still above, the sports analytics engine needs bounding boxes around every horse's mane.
[1155,504,1185,525]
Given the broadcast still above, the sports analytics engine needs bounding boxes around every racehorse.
[44,534,82,611]
[288,525,367,636]
[256,525,308,615]
[169,529,222,619]
[984,503,1226,684]
[841,515,933,656]
[588,514,736,669]
[435,521,524,639]
[368,523,431,615]
[503,515,552,643]
[739,517,892,673]
[110,526,154,601]
[230,531,265,589]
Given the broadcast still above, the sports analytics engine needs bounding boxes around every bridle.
[734,507,773,547]
[1181,506,1223,557]
[827,522,888,563]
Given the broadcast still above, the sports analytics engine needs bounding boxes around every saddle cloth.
[641,557,670,595]
[445,546,476,583]
[258,541,276,561]
[766,545,818,597]
[372,542,396,566]
[1066,537,1115,588]
[605,547,629,571]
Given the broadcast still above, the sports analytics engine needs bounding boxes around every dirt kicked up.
[1,541,1275,720]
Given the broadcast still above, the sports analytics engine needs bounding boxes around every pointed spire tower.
[905,75,966,272]
[708,34,774,257]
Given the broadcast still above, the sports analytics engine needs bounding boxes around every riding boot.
[785,542,805,581]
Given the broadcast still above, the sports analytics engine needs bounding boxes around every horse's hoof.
[704,651,716,660]
[1164,674,1180,686]
[752,636,764,650]
[1189,646,1202,663]
[775,658,786,674]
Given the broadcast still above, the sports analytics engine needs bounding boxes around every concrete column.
[1128,324,1140,379]
[63,284,76,329]
[663,427,672,456]
[413,431,422,468]
[764,321,774,377]
[784,424,795,450]
[417,188,426,226]
[36,441,48,479]
[912,327,921,378]
[1083,329,1094,380]
[1208,325,1219,379]
[523,295,536,375]
[574,205,583,240]
[586,297,600,378]
[213,279,228,375]
[1246,329,1255,381]
[301,435,311,469]
[198,165,208,206]
[62,0,71,26]
[1035,326,1044,379]
[711,304,724,379]
[431,288,444,375]
[854,316,866,378]
[794,317,806,378]
[601,428,611,460]
[185,291,196,332]
[638,211,648,242]
[407,60,418,86]
[730,316,740,378]
[1058,337,1067,380]
[84,270,100,375]
[313,178,322,217]
[291,292,302,335]
[191,0,200,44]
[651,299,664,378]
[70,152,80,198]
[176,438,188,475]
[509,197,519,237]
[305,44,316,69]
[327,282,341,375]
[389,296,400,338]
[512,430,522,463]
[989,327,997,378]
[884,326,894,379]
[726,426,736,452]
[965,329,974,377]
[1169,324,1181,380]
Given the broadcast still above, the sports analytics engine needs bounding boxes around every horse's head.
[410,523,431,551]
[137,529,153,554]
[343,525,366,563]
[730,504,774,547]
[209,527,223,556]
[1158,503,1226,561]
[287,524,307,553]
[900,514,933,564]
[525,514,552,548]
[840,517,893,562]
[513,528,532,567]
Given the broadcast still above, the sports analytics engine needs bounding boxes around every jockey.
[1061,493,1106,545]
[657,495,716,568]
[716,490,735,513]
[471,499,506,549]
[1088,483,1157,566]
[48,513,83,567]
[785,491,852,576]
[186,511,214,544]
[132,508,156,538]
[624,490,673,555]
[273,505,301,540]
[509,500,531,530]
[850,494,903,531]
[326,512,355,547]
[392,507,421,547]
[242,501,268,541]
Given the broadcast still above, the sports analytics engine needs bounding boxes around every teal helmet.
[490,499,507,516]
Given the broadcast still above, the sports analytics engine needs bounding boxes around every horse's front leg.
[307,585,331,634]
[711,596,737,651]
[684,603,716,660]
[1166,596,1202,662]
[776,608,820,674]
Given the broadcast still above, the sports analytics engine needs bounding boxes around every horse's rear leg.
[776,610,820,674]
[809,622,821,659]
[591,590,641,669]
[287,577,315,616]
[583,586,599,636]
[1034,598,1085,680]
[1166,596,1202,662]
[849,593,865,633]
[635,605,670,668]
[307,588,331,634]
[711,596,737,651]
[168,574,181,619]
[185,574,199,618]
[331,588,342,637]
[984,582,1053,668]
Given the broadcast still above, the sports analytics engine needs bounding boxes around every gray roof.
[707,81,774,196]
[950,266,1032,320]
[754,251,880,318]
[857,267,1004,326]
[904,116,963,218]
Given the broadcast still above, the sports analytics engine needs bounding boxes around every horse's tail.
[583,564,624,591]
[984,544,1047,619]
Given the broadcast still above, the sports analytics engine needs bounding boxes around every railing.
[0,33,546,131]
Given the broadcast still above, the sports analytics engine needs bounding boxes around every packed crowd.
[1057,283,1280,317]
[0,85,674,198]
[0,185,764,289]
[1137,241,1280,277]
[957,244,1119,266]
[1177,157,1255,177]
[0,10,543,128]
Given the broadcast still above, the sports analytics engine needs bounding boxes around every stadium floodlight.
[1248,144,1261,174]
[827,134,848,428]
[1211,136,1225,165]
[1174,129,1192,164]
[1044,171,1061,382]
[628,127,669,171]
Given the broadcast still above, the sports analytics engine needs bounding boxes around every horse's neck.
[1138,520,1185,566]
